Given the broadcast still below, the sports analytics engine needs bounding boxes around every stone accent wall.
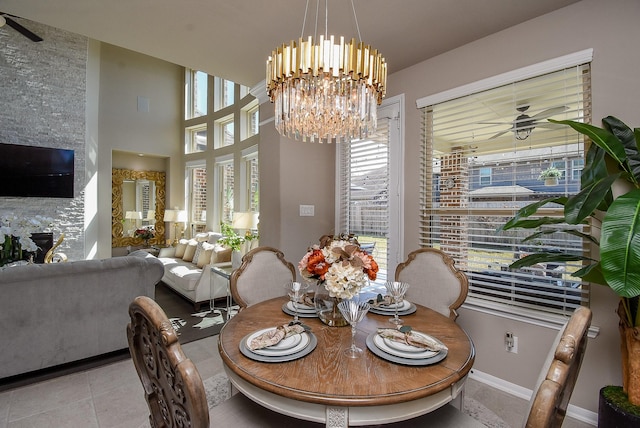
[0,19,87,261]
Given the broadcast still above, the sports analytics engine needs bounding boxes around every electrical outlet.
[505,332,518,353]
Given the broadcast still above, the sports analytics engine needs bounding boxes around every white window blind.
[420,63,592,317]
[338,118,390,282]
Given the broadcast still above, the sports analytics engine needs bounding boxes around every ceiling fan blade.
[479,121,512,125]
[531,106,568,120]
[490,130,510,139]
[4,16,43,42]
[535,122,565,129]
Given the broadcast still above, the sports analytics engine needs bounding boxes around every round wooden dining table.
[218,296,475,427]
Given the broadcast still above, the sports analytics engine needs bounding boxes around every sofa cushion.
[196,242,216,268]
[182,239,198,262]
[194,232,211,242]
[193,241,205,267]
[211,245,232,264]
[174,239,189,258]
[163,259,202,291]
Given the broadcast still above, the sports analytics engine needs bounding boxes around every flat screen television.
[0,143,74,198]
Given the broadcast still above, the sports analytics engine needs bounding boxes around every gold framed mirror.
[112,168,166,247]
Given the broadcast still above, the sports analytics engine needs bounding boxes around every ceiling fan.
[483,105,568,140]
[0,13,43,42]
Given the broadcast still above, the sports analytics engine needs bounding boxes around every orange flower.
[365,257,379,281]
[307,249,329,278]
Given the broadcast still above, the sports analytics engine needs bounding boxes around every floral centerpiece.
[0,215,53,267]
[134,227,155,247]
[299,234,378,326]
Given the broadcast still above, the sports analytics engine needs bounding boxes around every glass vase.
[314,281,348,327]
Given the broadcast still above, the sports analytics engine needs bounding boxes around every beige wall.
[382,0,639,415]
[93,43,182,258]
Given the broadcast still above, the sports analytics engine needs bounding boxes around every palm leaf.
[603,116,640,185]
[565,174,620,224]
[499,197,567,231]
[509,252,590,270]
[600,189,640,298]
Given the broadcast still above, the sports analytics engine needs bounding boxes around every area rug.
[154,283,238,344]
[203,372,508,427]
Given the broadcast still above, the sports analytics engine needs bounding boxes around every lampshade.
[266,0,387,144]
[125,211,142,220]
[145,210,155,221]
[163,209,177,222]
[175,210,188,223]
[232,212,259,230]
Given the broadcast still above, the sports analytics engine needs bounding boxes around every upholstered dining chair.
[127,296,321,427]
[230,246,296,310]
[378,306,592,428]
[395,247,469,320]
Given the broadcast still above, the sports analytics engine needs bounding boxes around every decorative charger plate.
[245,327,309,356]
[368,300,417,316]
[282,302,318,318]
[366,332,447,366]
[240,329,317,362]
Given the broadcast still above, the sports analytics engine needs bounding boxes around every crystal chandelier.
[266,0,387,144]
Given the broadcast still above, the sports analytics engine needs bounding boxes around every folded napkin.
[296,292,315,307]
[377,328,448,352]
[249,324,306,351]
[367,294,394,307]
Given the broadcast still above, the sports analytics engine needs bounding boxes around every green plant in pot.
[499,116,640,406]
[538,166,562,185]
[218,222,245,252]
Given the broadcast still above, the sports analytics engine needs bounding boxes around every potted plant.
[499,116,640,409]
[218,222,245,267]
[538,166,562,186]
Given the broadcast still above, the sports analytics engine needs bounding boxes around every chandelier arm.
[324,0,328,38]
[350,0,362,42]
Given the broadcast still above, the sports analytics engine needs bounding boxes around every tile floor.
[0,335,592,428]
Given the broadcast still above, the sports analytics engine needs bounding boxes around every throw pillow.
[192,241,205,265]
[174,239,189,258]
[194,232,210,242]
[196,242,216,268]
[182,239,198,262]
[210,244,232,264]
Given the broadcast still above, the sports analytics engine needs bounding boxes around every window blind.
[420,63,592,317]
[337,118,390,281]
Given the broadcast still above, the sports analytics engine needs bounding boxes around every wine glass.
[284,281,308,324]
[384,281,410,326]
[338,299,370,358]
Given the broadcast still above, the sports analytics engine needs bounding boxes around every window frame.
[416,50,593,328]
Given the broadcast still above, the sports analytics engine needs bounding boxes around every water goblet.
[284,281,308,324]
[338,299,370,358]
[384,281,410,326]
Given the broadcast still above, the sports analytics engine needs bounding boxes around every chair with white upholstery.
[127,296,321,427]
[378,306,592,428]
[230,246,296,310]
[395,247,468,320]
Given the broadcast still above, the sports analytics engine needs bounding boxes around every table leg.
[326,406,348,428]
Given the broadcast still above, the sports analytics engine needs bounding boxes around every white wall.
[384,0,639,415]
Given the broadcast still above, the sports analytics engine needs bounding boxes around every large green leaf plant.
[499,116,640,327]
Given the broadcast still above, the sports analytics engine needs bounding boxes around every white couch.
[157,232,232,310]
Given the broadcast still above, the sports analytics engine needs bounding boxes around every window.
[337,98,404,285]
[215,115,234,148]
[479,167,492,186]
[242,100,260,140]
[216,160,234,224]
[418,53,592,319]
[215,78,235,111]
[186,125,207,153]
[242,151,259,211]
[185,70,207,119]
[187,163,207,234]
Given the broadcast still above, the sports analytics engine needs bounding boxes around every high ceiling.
[1,0,580,88]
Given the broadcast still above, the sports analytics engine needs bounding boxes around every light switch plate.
[299,205,315,216]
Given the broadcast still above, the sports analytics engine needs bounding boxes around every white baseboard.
[469,369,598,426]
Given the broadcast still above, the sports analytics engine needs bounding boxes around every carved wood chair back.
[127,295,210,428]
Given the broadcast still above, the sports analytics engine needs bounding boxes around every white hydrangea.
[324,262,367,300]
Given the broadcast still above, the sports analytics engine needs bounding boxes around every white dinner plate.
[286,301,316,313]
[383,331,441,354]
[374,300,411,312]
[245,328,310,357]
[366,333,447,366]
[373,333,439,359]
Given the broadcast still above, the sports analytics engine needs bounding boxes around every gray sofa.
[0,250,164,380]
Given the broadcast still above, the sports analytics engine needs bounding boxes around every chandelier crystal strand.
[267,34,386,143]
